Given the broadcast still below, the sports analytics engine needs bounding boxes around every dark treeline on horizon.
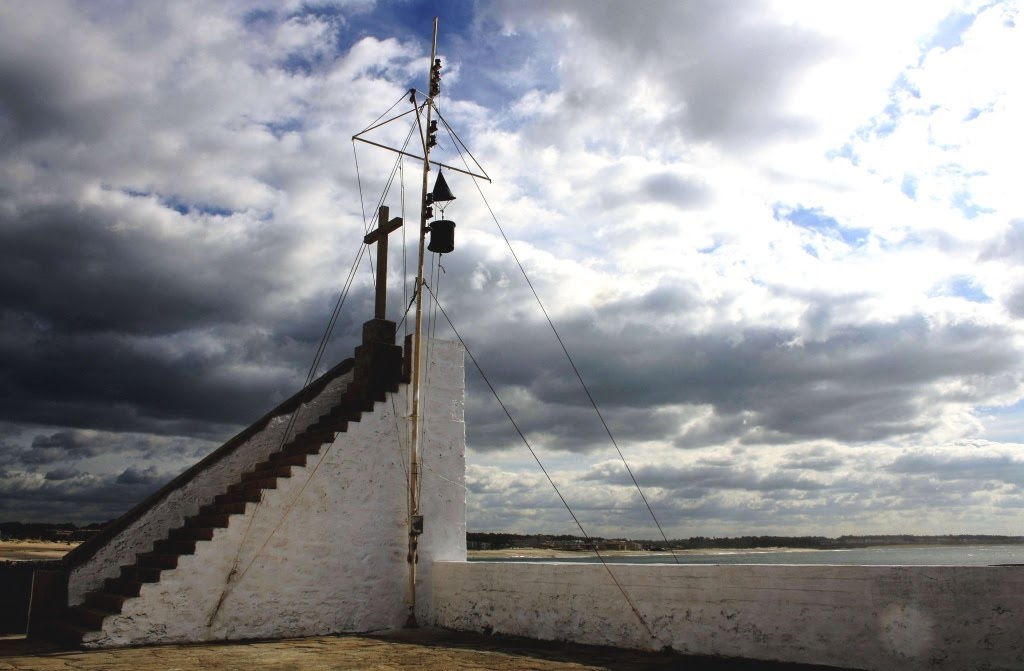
[0,521,109,542]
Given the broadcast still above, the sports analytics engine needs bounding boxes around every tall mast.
[406,15,438,627]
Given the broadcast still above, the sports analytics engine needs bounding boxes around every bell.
[431,171,456,203]
[428,219,455,254]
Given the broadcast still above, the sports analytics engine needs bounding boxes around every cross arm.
[364,217,404,244]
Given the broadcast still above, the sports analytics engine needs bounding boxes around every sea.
[470,544,1024,566]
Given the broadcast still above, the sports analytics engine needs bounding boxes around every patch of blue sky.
[919,8,979,57]
[773,204,869,248]
[698,241,722,255]
[264,118,304,139]
[121,189,234,217]
[963,102,995,121]
[280,49,339,76]
[978,397,1024,416]
[948,276,990,303]
[162,195,234,218]
[952,191,995,219]
[901,174,918,199]
[891,72,922,99]
[854,75,923,142]
[826,142,858,166]
[803,244,819,259]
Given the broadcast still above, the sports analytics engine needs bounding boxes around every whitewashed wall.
[413,339,468,624]
[431,561,1024,671]
[68,370,355,605]
[79,340,465,647]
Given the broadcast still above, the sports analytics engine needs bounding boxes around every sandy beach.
[0,540,79,562]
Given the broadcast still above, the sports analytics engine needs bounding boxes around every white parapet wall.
[430,561,1024,671]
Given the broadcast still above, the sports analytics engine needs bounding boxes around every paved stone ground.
[0,629,852,671]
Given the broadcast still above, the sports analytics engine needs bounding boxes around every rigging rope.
[439,120,682,563]
[423,283,655,640]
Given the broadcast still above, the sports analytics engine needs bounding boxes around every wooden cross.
[363,205,404,320]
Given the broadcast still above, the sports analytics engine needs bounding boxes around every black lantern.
[428,220,455,254]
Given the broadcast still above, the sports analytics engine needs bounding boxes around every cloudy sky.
[1,1,1023,538]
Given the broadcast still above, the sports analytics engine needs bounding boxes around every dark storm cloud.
[0,201,364,437]
[115,466,164,486]
[0,45,84,141]
[0,465,173,523]
[4,429,211,467]
[0,202,290,335]
[23,431,98,464]
[0,312,309,435]
[45,467,84,481]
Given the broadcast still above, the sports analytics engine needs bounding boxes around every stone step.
[169,526,215,542]
[281,439,325,456]
[185,512,233,528]
[119,565,164,583]
[227,477,277,493]
[214,489,262,505]
[83,591,131,614]
[198,500,248,516]
[69,605,109,630]
[104,577,144,597]
[297,428,336,445]
[260,452,308,468]
[337,396,376,413]
[305,418,350,435]
[241,465,292,482]
[136,552,181,570]
[153,538,198,555]
[322,406,362,423]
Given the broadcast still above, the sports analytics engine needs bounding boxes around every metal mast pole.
[407,15,438,627]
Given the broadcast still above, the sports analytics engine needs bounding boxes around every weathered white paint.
[431,561,1024,671]
[69,371,355,606]
[80,340,465,647]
